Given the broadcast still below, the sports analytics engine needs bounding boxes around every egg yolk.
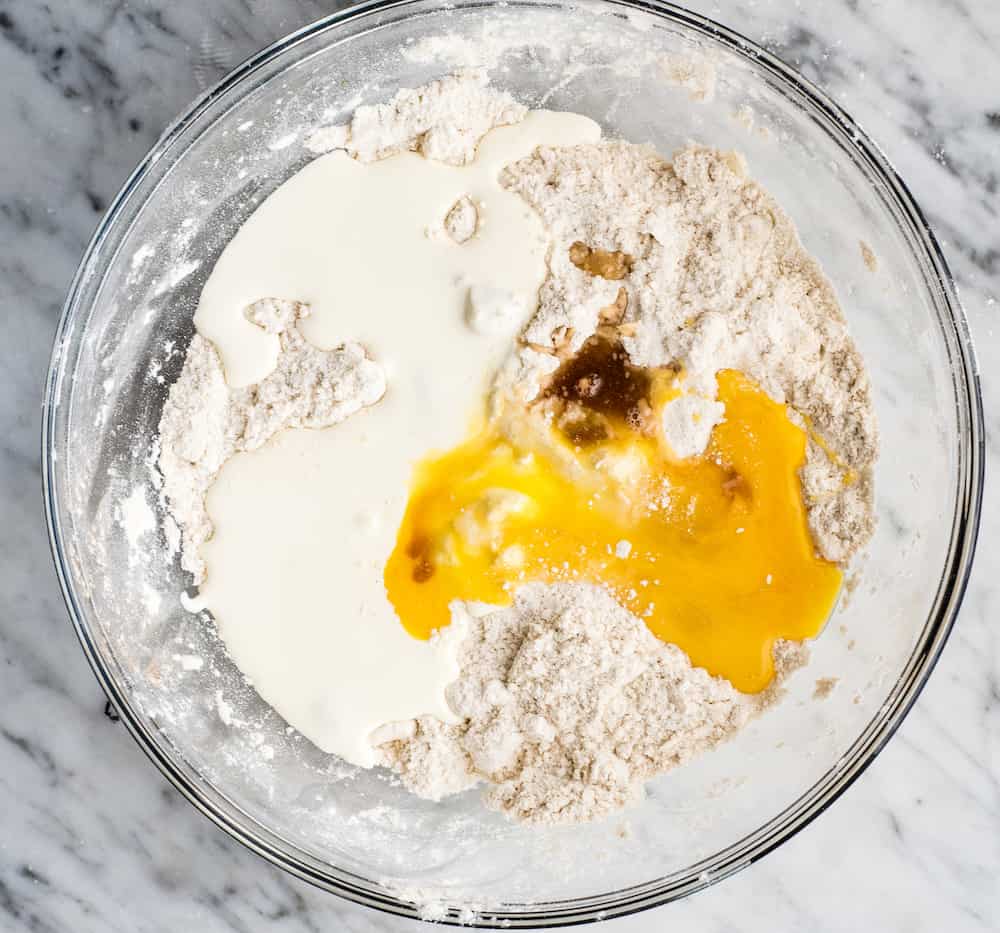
[384,369,842,693]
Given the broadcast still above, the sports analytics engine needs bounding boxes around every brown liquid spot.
[598,287,629,325]
[569,242,634,280]
[412,558,435,583]
[407,535,436,582]
[626,398,655,435]
[558,406,611,445]
[543,335,652,444]
[405,535,428,559]
[722,469,751,500]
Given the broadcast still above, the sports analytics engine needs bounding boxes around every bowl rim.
[42,0,984,925]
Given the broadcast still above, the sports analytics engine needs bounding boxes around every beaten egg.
[385,350,842,693]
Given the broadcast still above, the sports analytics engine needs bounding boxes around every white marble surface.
[1,0,998,930]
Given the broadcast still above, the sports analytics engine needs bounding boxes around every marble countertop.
[1,0,997,930]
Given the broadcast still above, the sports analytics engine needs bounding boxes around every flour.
[658,53,718,102]
[377,584,799,825]
[660,394,727,460]
[158,298,384,580]
[305,71,525,165]
[497,141,877,562]
[465,285,531,337]
[158,74,876,825]
[443,195,480,243]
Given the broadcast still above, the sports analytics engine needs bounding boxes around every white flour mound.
[305,70,526,165]
[158,74,877,825]
[158,299,384,581]
[378,584,801,825]
[497,141,877,562]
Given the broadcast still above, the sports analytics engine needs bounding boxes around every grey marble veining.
[1,0,997,930]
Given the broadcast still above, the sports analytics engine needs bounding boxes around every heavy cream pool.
[194,112,601,767]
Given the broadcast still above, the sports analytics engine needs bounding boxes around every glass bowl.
[43,0,983,925]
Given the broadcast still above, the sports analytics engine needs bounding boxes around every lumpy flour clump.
[305,71,526,164]
[497,141,877,562]
[158,299,385,581]
[378,585,799,825]
[158,74,876,824]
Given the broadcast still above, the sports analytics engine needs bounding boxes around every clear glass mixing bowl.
[43,0,983,925]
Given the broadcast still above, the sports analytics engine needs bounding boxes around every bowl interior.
[46,0,977,923]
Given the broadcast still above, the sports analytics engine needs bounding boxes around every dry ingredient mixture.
[495,138,876,562]
[158,73,877,825]
[377,585,806,824]
[158,299,386,582]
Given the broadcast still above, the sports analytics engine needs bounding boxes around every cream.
[194,111,601,766]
